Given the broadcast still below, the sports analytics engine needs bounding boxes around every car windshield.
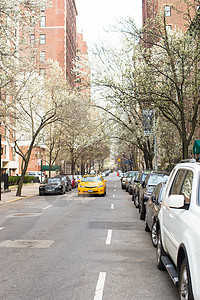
[82,176,102,182]
[47,178,61,184]
[148,174,169,186]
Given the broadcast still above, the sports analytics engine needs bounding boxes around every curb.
[0,194,38,205]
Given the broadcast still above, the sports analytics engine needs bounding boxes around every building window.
[164,5,171,17]
[165,25,171,32]
[40,16,46,27]
[40,51,45,62]
[39,68,45,77]
[40,34,46,44]
[30,16,35,27]
[30,34,35,44]
[40,4,45,12]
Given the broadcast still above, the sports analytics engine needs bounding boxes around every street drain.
[0,240,55,248]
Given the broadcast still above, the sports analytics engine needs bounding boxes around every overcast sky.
[75,0,142,48]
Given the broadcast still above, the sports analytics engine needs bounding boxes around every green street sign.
[193,140,200,154]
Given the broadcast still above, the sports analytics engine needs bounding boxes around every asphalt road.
[0,173,178,300]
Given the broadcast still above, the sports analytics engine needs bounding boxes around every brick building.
[142,0,199,32]
[35,0,78,86]
[1,0,78,177]
[76,33,90,92]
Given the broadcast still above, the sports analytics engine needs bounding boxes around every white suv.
[27,171,45,183]
[157,160,200,299]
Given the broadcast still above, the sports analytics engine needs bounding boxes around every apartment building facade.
[76,33,90,92]
[142,0,199,32]
[1,0,78,177]
[34,0,78,85]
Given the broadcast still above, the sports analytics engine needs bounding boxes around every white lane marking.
[0,227,4,231]
[113,194,115,198]
[111,204,114,210]
[94,272,106,300]
[43,205,53,210]
[106,229,112,245]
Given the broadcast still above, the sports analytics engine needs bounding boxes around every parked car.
[54,175,72,192]
[121,172,128,189]
[145,182,166,247]
[132,171,150,208]
[156,159,200,299]
[139,171,169,220]
[27,171,45,183]
[125,171,138,192]
[39,177,65,195]
[78,175,107,196]
[129,171,139,195]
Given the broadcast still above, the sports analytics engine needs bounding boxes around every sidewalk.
[0,183,40,205]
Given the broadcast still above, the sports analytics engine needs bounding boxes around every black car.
[54,175,72,192]
[139,171,169,220]
[39,177,65,195]
[132,171,150,208]
[145,182,166,247]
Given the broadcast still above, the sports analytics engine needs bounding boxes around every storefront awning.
[41,165,61,171]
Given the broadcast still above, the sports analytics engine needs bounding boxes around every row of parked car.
[121,160,200,299]
[121,170,169,227]
[39,174,81,196]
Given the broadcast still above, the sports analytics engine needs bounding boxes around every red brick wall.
[35,0,77,86]
[142,0,198,32]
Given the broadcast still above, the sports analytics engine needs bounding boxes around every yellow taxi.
[78,175,107,196]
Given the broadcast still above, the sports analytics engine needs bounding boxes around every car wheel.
[151,221,158,248]
[144,214,150,232]
[179,258,194,300]
[157,230,166,270]
[132,193,134,202]
[140,205,145,220]
[135,195,139,208]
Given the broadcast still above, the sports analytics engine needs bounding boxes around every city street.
[0,174,178,300]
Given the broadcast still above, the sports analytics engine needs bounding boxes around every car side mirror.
[77,180,80,183]
[104,180,107,182]
[165,195,184,208]
[142,181,146,188]
[152,195,156,203]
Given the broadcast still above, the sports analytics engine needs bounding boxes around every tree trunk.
[16,158,29,196]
